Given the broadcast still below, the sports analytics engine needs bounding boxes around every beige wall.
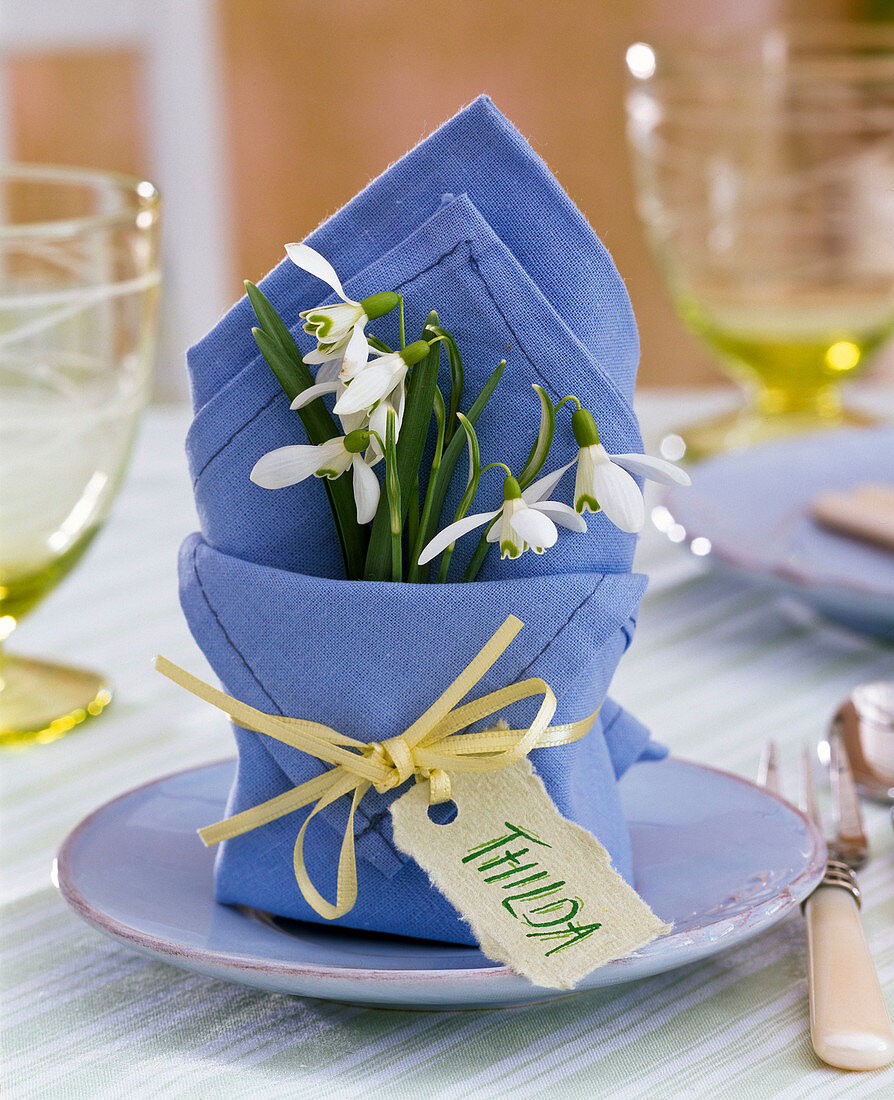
[7,0,892,388]
[216,0,718,387]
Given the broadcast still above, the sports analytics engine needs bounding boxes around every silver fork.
[758,735,894,1071]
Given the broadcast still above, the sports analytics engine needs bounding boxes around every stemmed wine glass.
[0,166,160,746]
[625,24,894,461]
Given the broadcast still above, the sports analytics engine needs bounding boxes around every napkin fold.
[180,96,665,945]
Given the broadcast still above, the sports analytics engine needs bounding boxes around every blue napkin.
[180,96,665,945]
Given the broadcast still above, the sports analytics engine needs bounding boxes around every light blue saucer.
[56,758,825,1010]
[662,425,894,640]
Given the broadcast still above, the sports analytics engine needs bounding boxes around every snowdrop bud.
[343,429,371,454]
[502,475,522,500]
[360,291,400,319]
[571,408,600,448]
[401,340,431,366]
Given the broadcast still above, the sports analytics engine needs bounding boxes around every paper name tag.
[390,760,670,989]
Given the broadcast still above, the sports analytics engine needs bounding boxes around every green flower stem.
[363,313,441,581]
[429,325,464,447]
[436,413,480,583]
[245,281,366,579]
[407,475,420,558]
[436,549,452,583]
[518,385,556,490]
[398,294,406,351]
[412,359,506,570]
[481,461,513,478]
[385,408,402,582]
[461,516,500,582]
[367,335,393,355]
[407,387,446,583]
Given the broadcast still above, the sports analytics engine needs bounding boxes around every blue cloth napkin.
[180,96,665,945]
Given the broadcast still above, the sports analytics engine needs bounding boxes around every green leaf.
[407,386,446,584]
[385,407,402,582]
[457,412,481,492]
[363,313,441,581]
[518,385,556,489]
[245,280,305,363]
[250,326,313,413]
[246,285,367,580]
[437,412,481,583]
[461,515,500,582]
[430,325,464,447]
[407,475,420,557]
[367,334,394,355]
[415,358,505,565]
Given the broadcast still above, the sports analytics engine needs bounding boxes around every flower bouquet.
[166,97,689,989]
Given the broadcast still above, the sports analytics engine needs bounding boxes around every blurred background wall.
[3,0,892,397]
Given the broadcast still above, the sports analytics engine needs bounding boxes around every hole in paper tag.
[390,759,670,990]
[427,800,458,826]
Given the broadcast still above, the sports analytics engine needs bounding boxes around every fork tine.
[800,742,820,824]
[757,741,780,794]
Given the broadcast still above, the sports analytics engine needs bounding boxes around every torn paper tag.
[390,759,670,989]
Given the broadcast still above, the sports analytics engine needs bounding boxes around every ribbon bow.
[156,615,596,919]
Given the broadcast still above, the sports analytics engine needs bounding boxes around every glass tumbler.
[0,165,160,746]
[626,25,894,460]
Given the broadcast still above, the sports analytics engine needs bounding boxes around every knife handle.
[804,885,894,1070]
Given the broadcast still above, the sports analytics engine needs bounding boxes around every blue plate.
[661,425,894,640]
[56,758,824,1009]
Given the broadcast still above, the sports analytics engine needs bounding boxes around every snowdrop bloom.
[288,362,368,440]
[250,429,380,524]
[366,387,406,464]
[285,242,398,376]
[418,474,586,566]
[553,409,690,534]
[289,337,426,439]
[289,357,345,413]
[333,339,430,418]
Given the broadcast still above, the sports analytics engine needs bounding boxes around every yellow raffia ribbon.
[155,615,598,920]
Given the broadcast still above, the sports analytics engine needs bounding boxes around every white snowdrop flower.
[250,429,380,524]
[285,242,398,376]
[333,339,429,418]
[547,409,691,534]
[366,386,406,465]
[417,474,586,566]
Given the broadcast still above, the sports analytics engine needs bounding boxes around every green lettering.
[502,880,564,918]
[503,870,550,890]
[483,863,540,883]
[462,823,551,864]
[477,846,529,872]
[521,897,582,927]
[526,920,602,956]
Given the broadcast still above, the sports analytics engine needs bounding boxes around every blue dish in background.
[56,757,825,1010]
[660,426,894,640]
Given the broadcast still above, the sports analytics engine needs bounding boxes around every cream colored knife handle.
[804,885,894,1070]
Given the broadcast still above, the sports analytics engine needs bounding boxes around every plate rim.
[55,756,826,987]
[56,757,510,985]
[661,425,894,602]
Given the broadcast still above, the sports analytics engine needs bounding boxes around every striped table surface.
[2,396,893,1099]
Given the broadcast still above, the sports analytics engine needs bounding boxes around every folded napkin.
[181,95,665,945]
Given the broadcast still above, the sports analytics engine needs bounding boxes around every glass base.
[663,402,878,465]
[0,652,112,748]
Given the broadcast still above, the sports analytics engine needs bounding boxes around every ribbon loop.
[426,767,452,806]
[156,616,599,921]
[379,735,416,786]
